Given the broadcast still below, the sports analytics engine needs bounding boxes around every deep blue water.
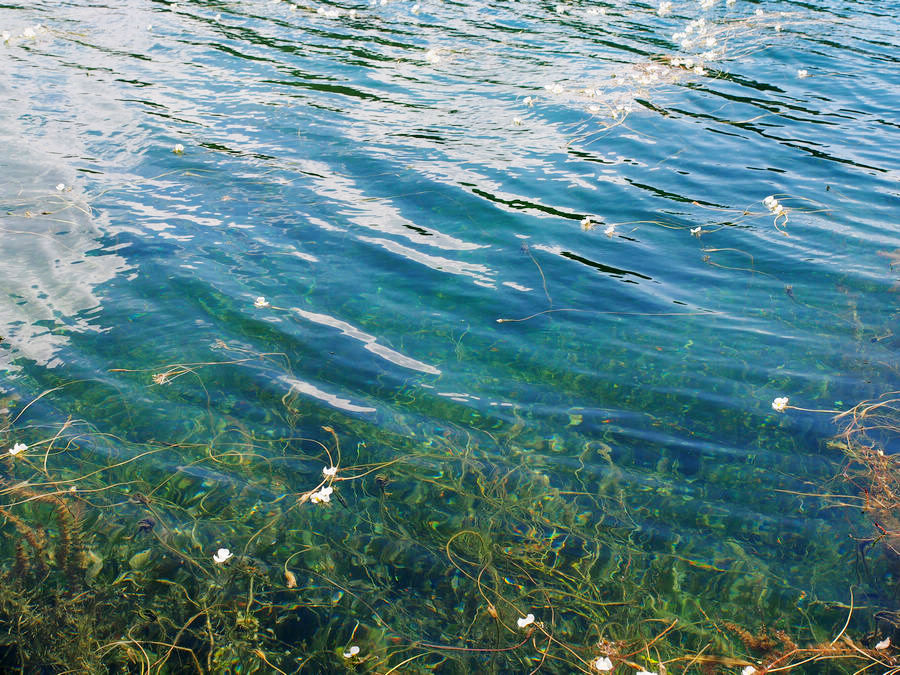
[1,0,898,671]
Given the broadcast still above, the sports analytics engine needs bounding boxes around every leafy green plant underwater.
[1,368,898,673]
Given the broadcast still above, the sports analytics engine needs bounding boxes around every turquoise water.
[1,0,898,671]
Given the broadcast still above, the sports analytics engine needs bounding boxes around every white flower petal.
[592,656,614,672]
[772,396,789,412]
[213,547,233,563]
[516,613,535,628]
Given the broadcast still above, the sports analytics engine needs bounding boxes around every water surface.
[1,0,898,671]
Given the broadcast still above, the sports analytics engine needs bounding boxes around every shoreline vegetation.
[1,381,897,673]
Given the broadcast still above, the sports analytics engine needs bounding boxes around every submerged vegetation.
[1,367,898,673]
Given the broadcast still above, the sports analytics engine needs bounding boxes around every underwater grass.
[0,345,898,674]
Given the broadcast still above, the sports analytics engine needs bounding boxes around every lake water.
[1,0,898,672]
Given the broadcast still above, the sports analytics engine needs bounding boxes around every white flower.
[322,465,338,477]
[764,195,784,214]
[425,48,441,64]
[690,226,701,236]
[754,8,764,16]
[513,117,523,126]
[693,65,706,76]
[8,442,27,456]
[604,225,615,236]
[592,656,614,672]
[774,24,782,32]
[213,548,233,564]
[56,183,65,191]
[516,613,535,628]
[342,645,360,658]
[254,296,270,308]
[876,637,891,650]
[772,397,789,412]
[1,31,11,42]
[797,69,809,78]
[173,143,184,153]
[524,96,534,107]
[741,667,756,675]
[581,217,593,230]
[310,486,334,504]
[411,3,419,13]
[657,1,672,17]
[22,26,35,38]
[726,0,735,5]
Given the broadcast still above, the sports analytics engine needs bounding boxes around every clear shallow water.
[1,0,898,671]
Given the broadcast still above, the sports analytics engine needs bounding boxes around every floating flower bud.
[342,645,360,658]
[517,613,535,628]
[254,296,270,308]
[8,442,27,456]
[771,397,789,412]
[592,656,614,672]
[56,183,65,191]
[690,226,701,236]
[173,143,184,153]
[213,548,233,564]
[322,465,338,477]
